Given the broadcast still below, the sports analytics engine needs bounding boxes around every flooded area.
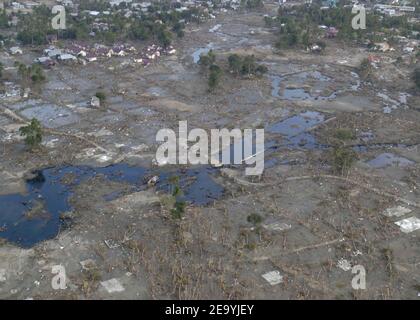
[269,73,339,101]
[267,111,327,149]
[0,164,223,248]
[367,153,415,168]
[191,43,215,64]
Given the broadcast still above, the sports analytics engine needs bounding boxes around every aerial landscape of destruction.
[0,0,419,301]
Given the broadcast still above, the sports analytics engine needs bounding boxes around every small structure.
[34,56,56,67]
[46,48,63,58]
[85,53,97,62]
[10,46,23,55]
[403,46,414,53]
[309,44,322,53]
[58,53,77,62]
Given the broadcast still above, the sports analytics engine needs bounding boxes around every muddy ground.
[0,6,419,299]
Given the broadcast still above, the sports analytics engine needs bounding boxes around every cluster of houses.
[1,0,246,38]
[54,0,246,26]
[373,3,416,16]
[32,42,176,68]
[370,37,418,53]
[8,1,39,12]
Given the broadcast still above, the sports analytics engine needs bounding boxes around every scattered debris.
[262,271,283,285]
[80,259,97,271]
[100,278,125,293]
[104,239,119,249]
[147,176,159,186]
[262,221,292,232]
[395,217,420,233]
[383,206,412,218]
[91,96,101,108]
[337,258,352,271]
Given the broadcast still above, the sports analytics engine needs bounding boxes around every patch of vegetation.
[269,2,419,50]
[0,9,9,28]
[247,213,263,226]
[156,28,172,47]
[168,176,186,220]
[171,201,187,220]
[199,51,267,91]
[198,50,223,91]
[382,248,395,279]
[11,2,205,47]
[95,91,106,104]
[172,21,185,38]
[241,0,264,9]
[19,118,43,149]
[275,21,314,49]
[208,64,223,91]
[330,145,357,175]
[359,58,373,80]
[227,54,268,77]
[198,50,216,67]
[81,266,102,297]
[14,62,46,88]
[334,128,355,141]
[245,214,265,249]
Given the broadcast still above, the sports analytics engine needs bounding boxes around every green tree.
[172,21,185,38]
[255,64,268,75]
[14,62,46,87]
[168,175,186,220]
[241,55,257,76]
[19,118,43,149]
[359,58,373,80]
[157,29,172,47]
[227,54,267,77]
[95,91,106,103]
[228,54,242,75]
[0,9,8,28]
[331,146,357,175]
[30,64,45,83]
[241,0,264,9]
[208,64,223,91]
[198,49,216,67]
